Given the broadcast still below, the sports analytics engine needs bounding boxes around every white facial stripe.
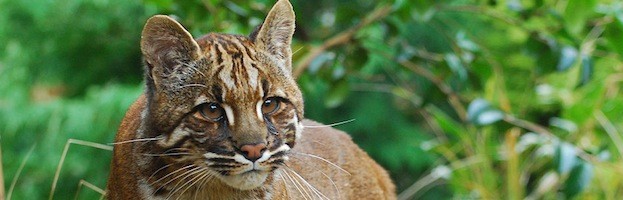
[222,104,235,126]
[292,115,303,140]
[256,101,264,122]
[204,152,252,165]
[195,95,208,106]
[256,144,291,163]
[274,89,286,97]
[221,90,227,103]
[219,66,236,90]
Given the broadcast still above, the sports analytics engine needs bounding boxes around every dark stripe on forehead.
[231,51,242,59]
[211,85,223,103]
[262,79,270,98]
[213,34,230,43]
[237,59,249,81]
[240,42,254,56]
[229,36,253,55]
[214,43,223,64]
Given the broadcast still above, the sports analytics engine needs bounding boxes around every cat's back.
[276,120,396,199]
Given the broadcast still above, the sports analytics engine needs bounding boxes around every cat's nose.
[240,143,267,162]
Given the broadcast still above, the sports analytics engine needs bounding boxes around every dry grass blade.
[398,156,483,200]
[6,144,36,200]
[73,179,106,200]
[49,139,113,200]
[595,110,623,157]
[108,137,162,145]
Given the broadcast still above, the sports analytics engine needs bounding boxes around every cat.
[106,0,395,199]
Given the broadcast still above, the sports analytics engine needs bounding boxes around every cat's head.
[139,0,302,190]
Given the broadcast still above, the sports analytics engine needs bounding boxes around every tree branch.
[293,5,393,78]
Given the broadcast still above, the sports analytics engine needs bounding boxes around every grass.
[49,139,112,200]
[0,83,142,199]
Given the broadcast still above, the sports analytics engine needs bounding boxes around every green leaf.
[428,106,466,138]
[555,142,577,174]
[444,53,467,82]
[562,161,594,198]
[324,80,349,108]
[467,98,504,125]
[604,18,623,60]
[563,0,596,35]
[332,62,346,80]
[455,31,479,52]
[557,46,577,71]
[577,55,593,87]
[527,35,558,75]
[308,52,335,74]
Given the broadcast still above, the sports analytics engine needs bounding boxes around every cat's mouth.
[217,169,270,190]
[215,158,275,190]
[203,144,291,190]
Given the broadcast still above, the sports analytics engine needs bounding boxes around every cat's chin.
[219,170,270,190]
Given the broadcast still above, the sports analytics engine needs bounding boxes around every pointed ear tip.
[145,15,177,27]
[274,0,294,11]
[142,15,188,38]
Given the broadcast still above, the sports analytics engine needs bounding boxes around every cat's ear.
[251,0,295,72]
[141,15,201,86]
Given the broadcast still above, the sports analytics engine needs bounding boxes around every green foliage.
[0,0,150,95]
[2,0,623,199]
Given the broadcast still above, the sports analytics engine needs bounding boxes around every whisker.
[151,165,196,189]
[108,137,163,145]
[179,60,207,78]
[148,163,176,182]
[289,168,329,199]
[155,166,201,197]
[169,168,207,200]
[321,171,340,199]
[284,166,328,200]
[160,148,192,154]
[143,152,191,157]
[281,168,311,200]
[291,152,351,176]
[180,169,211,200]
[193,171,213,200]
[302,119,356,128]
[178,83,208,89]
[277,172,290,198]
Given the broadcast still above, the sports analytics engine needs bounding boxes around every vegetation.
[2,0,623,199]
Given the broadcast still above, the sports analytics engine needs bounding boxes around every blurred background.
[1,0,623,199]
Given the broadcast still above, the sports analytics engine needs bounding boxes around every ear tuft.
[141,15,201,77]
[253,0,295,71]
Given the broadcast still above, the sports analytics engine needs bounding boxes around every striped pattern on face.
[139,1,301,194]
[145,33,303,193]
[202,34,262,91]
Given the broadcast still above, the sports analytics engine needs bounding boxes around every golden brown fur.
[108,95,395,199]
[107,0,395,199]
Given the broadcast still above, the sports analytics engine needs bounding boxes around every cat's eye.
[262,97,280,115]
[195,103,224,121]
